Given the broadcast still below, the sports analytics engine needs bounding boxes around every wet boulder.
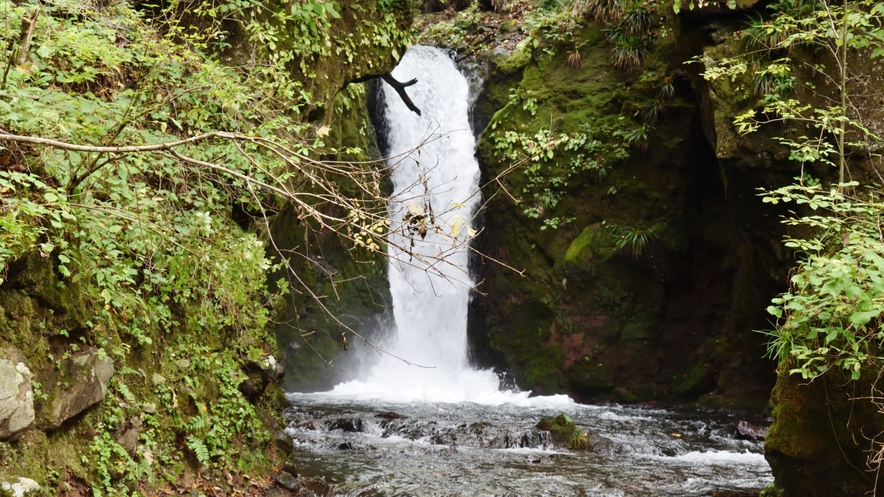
[329,417,364,432]
[503,429,550,449]
[375,411,406,420]
[536,414,579,446]
[274,470,299,490]
[272,474,334,495]
[0,350,35,440]
[580,431,617,454]
[46,350,114,429]
[536,413,615,452]
[736,420,768,442]
[273,429,294,457]
[718,419,770,442]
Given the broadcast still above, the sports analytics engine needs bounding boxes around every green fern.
[187,436,211,466]
[608,223,660,257]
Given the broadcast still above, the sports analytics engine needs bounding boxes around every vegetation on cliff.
[691,0,884,493]
[0,0,411,493]
[422,0,778,408]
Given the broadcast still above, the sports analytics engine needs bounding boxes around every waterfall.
[381,45,478,377]
[283,48,770,496]
[326,46,569,406]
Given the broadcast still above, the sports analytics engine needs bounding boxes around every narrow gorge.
[0,0,882,495]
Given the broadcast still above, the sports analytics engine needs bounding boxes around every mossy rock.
[668,363,716,398]
[467,12,785,406]
[765,369,884,496]
[563,223,617,271]
[536,413,614,451]
[536,413,579,447]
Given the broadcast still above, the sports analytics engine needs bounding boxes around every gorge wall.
[443,2,884,494]
[1,0,880,494]
[463,8,791,409]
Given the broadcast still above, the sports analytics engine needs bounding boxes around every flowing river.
[284,46,773,496]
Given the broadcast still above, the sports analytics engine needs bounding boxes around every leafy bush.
[762,184,883,381]
[488,104,631,226]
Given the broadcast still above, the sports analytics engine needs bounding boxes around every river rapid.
[284,395,771,496]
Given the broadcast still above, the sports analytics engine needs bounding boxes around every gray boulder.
[47,351,114,429]
[0,351,35,440]
[1,477,40,497]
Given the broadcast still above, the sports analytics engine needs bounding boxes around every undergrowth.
[0,0,412,493]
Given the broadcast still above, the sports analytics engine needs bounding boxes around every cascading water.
[283,46,773,496]
[370,44,480,386]
[326,45,557,404]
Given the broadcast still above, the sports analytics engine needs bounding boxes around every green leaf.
[850,310,881,327]
[187,436,211,465]
[325,2,341,18]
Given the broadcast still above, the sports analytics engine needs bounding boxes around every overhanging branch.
[381,73,422,116]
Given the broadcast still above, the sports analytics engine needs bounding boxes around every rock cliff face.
[763,370,884,497]
[681,10,884,497]
[453,3,884,494]
[465,11,793,408]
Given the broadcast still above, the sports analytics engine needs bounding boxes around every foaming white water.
[321,46,568,407]
[320,373,574,407]
[656,450,769,466]
[378,45,477,377]
[599,411,653,422]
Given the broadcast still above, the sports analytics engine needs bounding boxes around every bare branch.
[381,73,422,116]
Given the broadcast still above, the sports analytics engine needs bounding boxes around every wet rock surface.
[735,420,768,442]
[328,418,364,433]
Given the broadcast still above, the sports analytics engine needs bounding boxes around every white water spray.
[326,46,570,406]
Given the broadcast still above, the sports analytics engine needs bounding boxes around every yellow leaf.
[451,220,462,237]
[317,125,332,137]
